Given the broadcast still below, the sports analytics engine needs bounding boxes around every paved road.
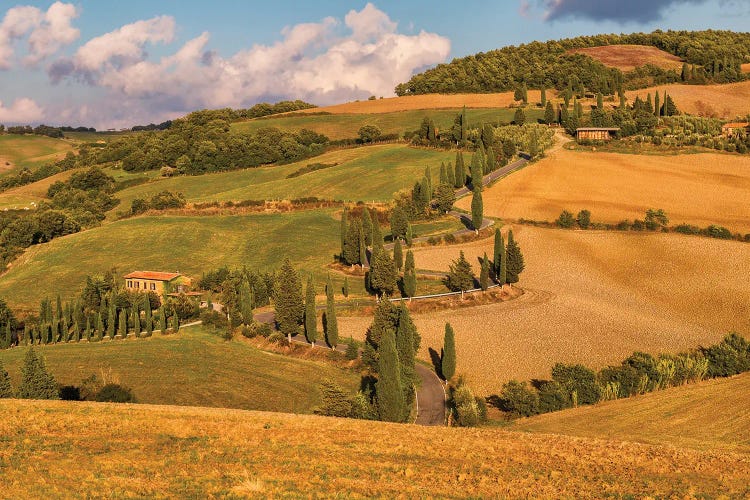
[454,154,529,199]
[254,310,446,426]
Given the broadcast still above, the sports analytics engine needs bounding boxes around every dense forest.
[396,30,750,96]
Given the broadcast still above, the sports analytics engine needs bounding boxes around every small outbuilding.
[575,127,620,141]
[722,122,750,137]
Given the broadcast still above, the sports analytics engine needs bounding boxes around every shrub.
[536,380,572,413]
[576,210,591,229]
[598,364,641,398]
[427,236,440,245]
[551,363,600,405]
[674,224,701,235]
[200,310,228,331]
[314,380,353,417]
[241,322,273,339]
[95,383,135,403]
[451,383,484,427]
[268,332,287,345]
[622,351,659,392]
[702,224,732,240]
[345,341,359,360]
[443,233,457,244]
[495,380,539,417]
[616,220,630,231]
[556,210,575,228]
[702,333,750,377]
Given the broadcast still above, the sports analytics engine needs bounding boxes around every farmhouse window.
[150,283,156,290]
[127,280,132,288]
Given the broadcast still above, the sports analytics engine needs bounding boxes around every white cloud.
[0,2,79,69]
[52,3,450,126]
[0,97,45,123]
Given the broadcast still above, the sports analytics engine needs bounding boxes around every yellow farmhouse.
[124,271,191,295]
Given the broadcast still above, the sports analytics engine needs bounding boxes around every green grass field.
[514,373,750,455]
[0,134,74,175]
[232,108,545,140]
[63,130,131,143]
[110,144,457,214]
[0,210,342,310]
[0,325,359,413]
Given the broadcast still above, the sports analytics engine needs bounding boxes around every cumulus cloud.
[541,0,708,23]
[0,2,79,69]
[0,97,45,123]
[51,3,450,125]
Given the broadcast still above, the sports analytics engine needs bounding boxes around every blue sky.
[0,0,748,128]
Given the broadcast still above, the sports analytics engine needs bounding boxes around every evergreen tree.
[434,183,456,214]
[84,316,91,342]
[540,87,547,107]
[343,218,361,265]
[72,321,80,342]
[506,229,526,284]
[544,101,555,124]
[0,360,12,398]
[480,252,490,291]
[481,123,494,151]
[596,92,604,110]
[419,176,431,208]
[371,209,384,252]
[513,107,526,126]
[274,259,305,343]
[646,93,653,114]
[494,229,507,284]
[376,329,405,422]
[390,206,409,241]
[424,166,433,200]
[439,162,447,184]
[159,305,167,334]
[446,160,455,187]
[454,151,465,188]
[96,313,103,341]
[324,276,338,349]
[393,238,403,271]
[340,208,348,259]
[405,223,413,247]
[486,146,496,172]
[17,348,58,400]
[361,207,373,247]
[304,275,317,346]
[2,322,10,349]
[470,152,483,190]
[239,278,254,326]
[55,295,62,322]
[358,224,368,267]
[402,250,417,299]
[574,98,583,119]
[370,249,397,297]
[171,310,180,333]
[396,305,417,414]
[134,302,141,337]
[342,277,349,298]
[471,187,483,231]
[107,303,115,339]
[441,323,456,381]
[460,105,467,141]
[446,251,475,297]
[654,91,660,117]
[61,316,68,343]
[118,309,127,338]
[144,294,153,337]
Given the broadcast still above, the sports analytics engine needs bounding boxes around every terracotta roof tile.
[124,271,182,281]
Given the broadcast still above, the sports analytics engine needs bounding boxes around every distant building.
[124,271,191,295]
[722,122,749,137]
[575,127,620,141]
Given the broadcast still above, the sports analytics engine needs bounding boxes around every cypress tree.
[107,302,115,339]
[396,305,417,414]
[424,166,432,200]
[61,315,69,342]
[446,251,475,297]
[304,275,317,347]
[441,323,456,381]
[371,209,384,252]
[84,316,91,342]
[393,238,403,271]
[342,277,349,298]
[419,176,431,209]
[574,98,583,119]
[471,187,483,231]
[596,92,604,110]
[159,305,167,334]
[22,325,29,346]
[362,207,373,247]
[0,360,12,398]
[324,275,338,349]
[55,295,62,322]
[654,91,660,118]
[343,218,361,266]
[405,223,413,247]
[340,208,348,259]
[544,101,555,124]
[470,152,483,190]
[521,82,528,104]
[144,294,153,337]
[171,311,180,333]
[17,348,58,400]
[376,329,405,422]
[496,229,507,284]
[95,313,103,341]
[2,322,10,349]
[239,279,254,326]
[506,229,525,284]
[540,87,547,107]
[403,250,417,299]
[439,162,447,184]
[446,161,455,187]
[51,319,59,343]
[72,321,80,342]
[358,224,368,267]
[486,146,496,172]
[389,206,408,241]
[460,105,467,141]
[370,249,397,297]
[646,93,653,113]
[118,309,127,338]
[454,151,465,188]
[513,107,526,126]
[133,302,141,337]
[480,252,489,291]
[274,259,305,343]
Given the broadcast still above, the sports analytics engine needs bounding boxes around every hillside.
[459,146,750,232]
[515,373,750,455]
[0,169,75,209]
[0,325,359,413]
[0,134,74,175]
[626,80,750,118]
[338,226,750,395]
[1,399,747,498]
[568,44,684,72]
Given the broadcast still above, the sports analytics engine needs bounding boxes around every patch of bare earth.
[626,81,750,118]
[568,45,683,72]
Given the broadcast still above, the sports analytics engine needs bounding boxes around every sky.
[0,0,748,128]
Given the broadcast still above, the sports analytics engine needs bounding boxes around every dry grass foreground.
[338,226,750,395]
[1,399,748,498]
[568,45,684,72]
[459,147,750,233]
[515,372,750,455]
[626,81,750,118]
[298,91,551,114]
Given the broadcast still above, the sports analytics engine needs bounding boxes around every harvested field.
[626,81,750,118]
[296,91,551,114]
[568,45,683,72]
[458,147,750,233]
[1,399,748,498]
[338,226,750,395]
[515,372,750,455]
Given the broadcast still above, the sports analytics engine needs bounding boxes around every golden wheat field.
[515,372,750,454]
[626,81,750,118]
[339,226,750,395]
[458,147,750,233]
[1,399,748,498]
[568,45,684,72]
[298,91,551,114]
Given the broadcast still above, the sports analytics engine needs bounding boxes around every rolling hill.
[0,398,747,498]
[0,134,74,175]
[514,372,750,455]
[626,80,750,118]
[0,325,359,413]
[568,44,684,72]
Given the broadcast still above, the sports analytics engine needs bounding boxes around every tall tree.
[540,87,547,107]
[343,218,361,266]
[396,305,417,413]
[654,91,660,118]
[118,309,127,338]
[506,229,525,284]
[439,162,447,184]
[144,294,153,337]
[434,183,456,214]
[390,206,408,241]
[304,275,317,347]
[393,238,403,271]
[340,208,348,259]
[370,249,397,297]
[134,301,141,337]
[454,151,465,188]
[441,323,456,381]
[358,224,368,267]
[405,223,413,247]
[107,302,115,339]
[446,160,455,187]
[361,207,373,247]
[596,92,604,110]
[324,275,338,349]
[239,278,254,326]
[486,146,496,172]
[17,348,58,400]
[274,259,305,343]
[469,152,483,191]
[371,209,384,253]
[402,250,417,299]
[95,313,103,341]
[84,316,91,342]
[513,107,526,126]
[424,166,433,200]
[471,187,483,232]
[0,360,12,398]
[493,229,507,284]
[376,329,405,422]
[480,252,490,291]
[446,251,475,298]
[159,305,167,334]
[544,101,555,125]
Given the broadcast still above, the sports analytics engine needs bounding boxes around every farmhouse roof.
[576,127,620,131]
[722,122,749,128]
[124,271,182,281]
